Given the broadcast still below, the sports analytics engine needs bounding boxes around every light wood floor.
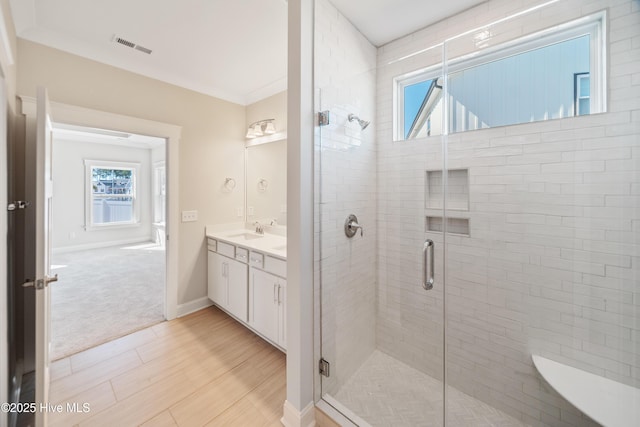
[48,306,286,427]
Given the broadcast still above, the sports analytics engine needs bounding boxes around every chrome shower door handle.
[423,239,434,290]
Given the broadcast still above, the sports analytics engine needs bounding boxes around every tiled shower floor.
[333,351,528,427]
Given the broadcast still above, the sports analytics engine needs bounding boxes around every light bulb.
[264,121,276,134]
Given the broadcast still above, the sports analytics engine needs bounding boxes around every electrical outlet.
[280,204,287,213]
[247,206,254,216]
[181,210,198,222]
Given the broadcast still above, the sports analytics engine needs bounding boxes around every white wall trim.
[281,400,316,427]
[0,30,13,427]
[19,96,181,320]
[286,0,316,421]
[176,296,213,318]
[51,237,150,255]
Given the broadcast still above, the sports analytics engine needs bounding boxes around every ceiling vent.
[112,35,152,54]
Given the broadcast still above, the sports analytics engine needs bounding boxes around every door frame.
[19,96,181,320]
[0,68,8,427]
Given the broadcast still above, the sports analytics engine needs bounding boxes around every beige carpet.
[50,242,165,360]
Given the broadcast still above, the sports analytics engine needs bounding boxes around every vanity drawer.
[216,241,235,258]
[235,247,249,263]
[249,251,264,268]
[264,255,286,278]
[207,238,217,251]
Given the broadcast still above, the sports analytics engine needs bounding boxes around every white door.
[249,267,279,344]
[277,278,286,348]
[208,251,228,307]
[226,258,248,322]
[34,87,55,427]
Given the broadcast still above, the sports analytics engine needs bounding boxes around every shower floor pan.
[332,350,528,427]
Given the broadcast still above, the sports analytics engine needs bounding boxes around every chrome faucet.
[254,221,264,234]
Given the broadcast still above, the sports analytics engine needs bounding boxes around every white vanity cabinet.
[206,234,286,351]
[207,251,248,322]
[249,268,287,349]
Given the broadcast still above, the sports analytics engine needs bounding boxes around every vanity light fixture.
[246,119,276,139]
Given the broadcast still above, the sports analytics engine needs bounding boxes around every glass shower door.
[314,0,447,417]
[442,2,639,426]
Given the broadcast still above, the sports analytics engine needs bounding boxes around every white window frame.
[153,160,166,224]
[84,159,141,230]
[393,11,606,141]
[575,73,591,116]
[394,65,442,142]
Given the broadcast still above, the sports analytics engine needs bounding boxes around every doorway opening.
[50,124,167,359]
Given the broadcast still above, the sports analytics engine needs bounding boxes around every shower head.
[348,113,370,130]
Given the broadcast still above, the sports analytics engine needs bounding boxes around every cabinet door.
[226,258,248,322]
[277,278,287,349]
[207,251,227,307]
[249,267,279,344]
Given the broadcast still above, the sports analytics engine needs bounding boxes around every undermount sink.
[272,244,287,251]
[227,232,264,240]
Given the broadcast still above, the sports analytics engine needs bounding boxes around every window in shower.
[403,78,442,139]
[394,12,605,140]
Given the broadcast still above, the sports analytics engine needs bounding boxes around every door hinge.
[22,274,58,290]
[7,201,30,211]
[318,111,330,127]
[319,358,330,377]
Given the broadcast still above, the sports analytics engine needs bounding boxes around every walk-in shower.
[314,0,640,426]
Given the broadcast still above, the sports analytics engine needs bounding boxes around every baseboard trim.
[52,237,152,254]
[281,400,316,427]
[176,297,213,318]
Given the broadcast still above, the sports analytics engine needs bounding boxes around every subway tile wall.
[376,0,639,426]
[314,0,639,425]
[314,0,378,397]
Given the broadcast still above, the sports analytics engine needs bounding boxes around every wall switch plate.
[247,206,254,216]
[236,207,243,218]
[280,205,287,213]
[181,210,198,222]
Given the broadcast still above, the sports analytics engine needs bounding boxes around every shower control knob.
[344,214,363,238]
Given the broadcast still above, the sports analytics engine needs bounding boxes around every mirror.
[246,139,287,227]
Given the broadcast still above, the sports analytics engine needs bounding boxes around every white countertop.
[206,224,287,260]
[532,355,640,427]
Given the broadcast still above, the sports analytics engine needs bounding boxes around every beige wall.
[245,91,287,227]
[17,39,247,305]
[246,91,287,133]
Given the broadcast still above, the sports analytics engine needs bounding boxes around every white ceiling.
[331,0,486,47]
[10,0,485,106]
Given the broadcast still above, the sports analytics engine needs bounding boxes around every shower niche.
[425,168,470,236]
